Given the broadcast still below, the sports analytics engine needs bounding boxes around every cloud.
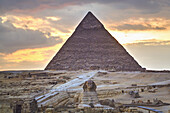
[1,0,170,34]
[108,17,170,31]
[125,39,170,46]
[123,39,170,70]
[115,24,166,31]
[3,44,62,63]
[0,0,170,71]
[0,20,62,53]
[0,0,84,14]
[46,16,61,21]
[0,0,169,16]
[0,43,63,71]
[0,15,71,38]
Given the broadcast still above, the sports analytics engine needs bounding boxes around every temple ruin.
[45,12,144,71]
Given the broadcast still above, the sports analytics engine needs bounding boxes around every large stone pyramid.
[45,12,144,71]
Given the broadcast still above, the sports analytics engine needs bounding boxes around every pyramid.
[45,12,144,71]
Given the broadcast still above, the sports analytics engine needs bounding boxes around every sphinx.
[78,80,102,108]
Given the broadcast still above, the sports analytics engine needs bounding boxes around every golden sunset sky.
[0,0,170,71]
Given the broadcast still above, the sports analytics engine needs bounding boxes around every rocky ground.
[0,70,170,112]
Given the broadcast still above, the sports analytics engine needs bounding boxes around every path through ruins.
[35,71,100,106]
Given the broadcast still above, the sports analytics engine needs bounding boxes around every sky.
[0,0,170,71]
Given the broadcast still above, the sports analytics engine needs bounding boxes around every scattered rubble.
[0,70,169,113]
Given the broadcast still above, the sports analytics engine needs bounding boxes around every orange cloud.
[0,53,5,56]
[124,39,170,46]
[105,17,170,44]
[3,43,63,63]
[0,15,71,39]
[46,16,61,21]
[0,43,63,71]
[123,17,168,27]
[107,17,170,31]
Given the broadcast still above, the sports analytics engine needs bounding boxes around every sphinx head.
[83,80,97,92]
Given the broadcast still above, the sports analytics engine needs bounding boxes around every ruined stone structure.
[0,98,37,113]
[46,11,144,71]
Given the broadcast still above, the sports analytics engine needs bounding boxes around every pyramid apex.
[76,11,104,30]
[87,11,93,14]
[85,11,96,18]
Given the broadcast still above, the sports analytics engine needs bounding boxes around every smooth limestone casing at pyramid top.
[45,12,145,71]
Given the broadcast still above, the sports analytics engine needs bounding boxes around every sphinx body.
[78,80,102,108]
